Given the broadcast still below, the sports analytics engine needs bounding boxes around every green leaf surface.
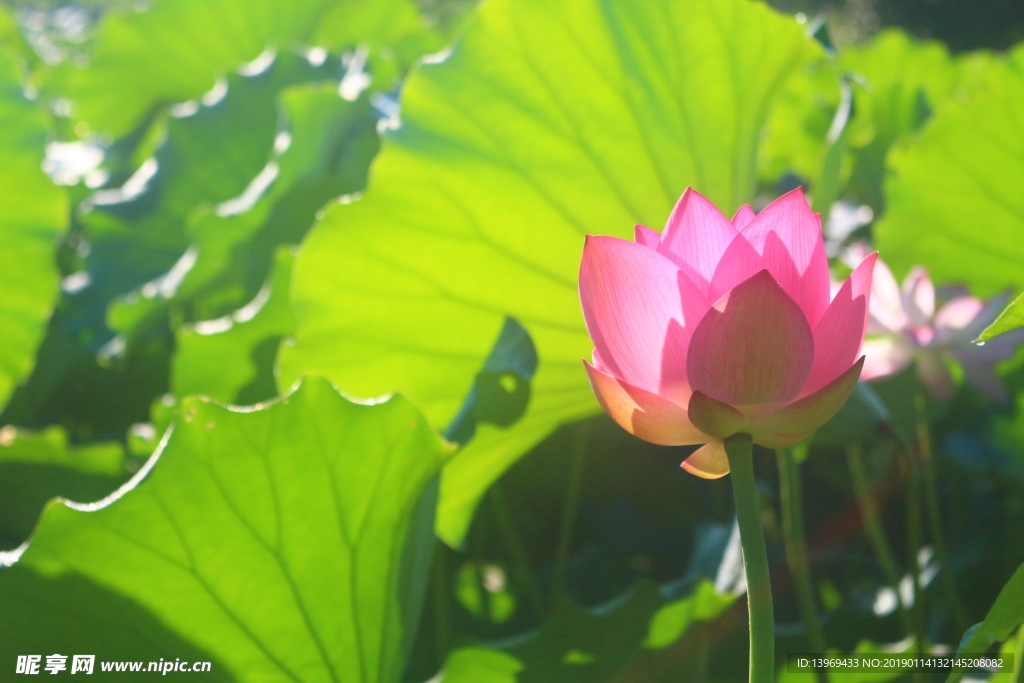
[97,54,326,327]
[948,562,1024,682]
[981,629,1021,683]
[436,647,523,683]
[279,0,820,546]
[110,76,378,338]
[0,50,66,408]
[840,31,992,210]
[69,0,433,136]
[964,562,1024,650]
[876,46,1024,294]
[173,248,295,405]
[0,378,449,683]
[0,426,126,550]
[172,83,379,321]
[761,30,993,211]
[512,582,663,682]
[977,291,1024,342]
[102,61,378,347]
[642,579,736,650]
[507,579,731,683]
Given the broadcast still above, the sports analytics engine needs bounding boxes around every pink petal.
[687,270,814,405]
[957,292,1013,343]
[657,188,738,295]
[935,297,984,332]
[681,440,729,479]
[935,296,985,346]
[580,236,693,397]
[732,204,756,230]
[801,252,876,395]
[860,337,913,381]
[868,257,906,334]
[687,391,747,439]
[634,224,661,250]
[902,267,935,328]
[585,361,707,446]
[708,188,831,327]
[753,358,864,436]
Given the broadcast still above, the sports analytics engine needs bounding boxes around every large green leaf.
[947,562,1024,683]
[0,426,125,550]
[761,29,993,212]
[977,291,1024,342]
[642,579,736,650]
[171,83,379,323]
[0,378,449,683]
[876,45,1024,294]
[839,31,993,210]
[437,648,522,683]
[173,248,295,405]
[68,0,434,136]
[108,77,379,341]
[0,50,66,408]
[96,53,332,335]
[279,0,820,546]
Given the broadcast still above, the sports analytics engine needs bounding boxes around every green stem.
[777,448,829,683]
[552,422,588,602]
[725,433,774,683]
[903,446,930,668]
[916,392,968,635]
[489,483,545,620]
[846,445,915,637]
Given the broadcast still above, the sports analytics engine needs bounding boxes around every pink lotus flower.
[579,188,876,479]
[857,254,1022,403]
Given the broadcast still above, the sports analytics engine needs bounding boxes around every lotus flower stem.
[902,447,930,658]
[724,433,774,683]
[777,448,829,683]
[846,445,914,637]
[553,422,589,601]
[915,392,968,634]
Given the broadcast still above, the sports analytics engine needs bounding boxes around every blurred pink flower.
[857,254,1022,403]
[579,188,876,479]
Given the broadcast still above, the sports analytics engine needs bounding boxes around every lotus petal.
[902,267,935,328]
[584,361,706,446]
[860,337,913,381]
[802,252,876,395]
[753,357,864,436]
[580,235,693,395]
[687,270,814,405]
[681,440,730,479]
[867,257,906,334]
[657,188,738,295]
[634,224,661,249]
[708,188,830,327]
[732,204,757,230]
[687,391,747,439]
